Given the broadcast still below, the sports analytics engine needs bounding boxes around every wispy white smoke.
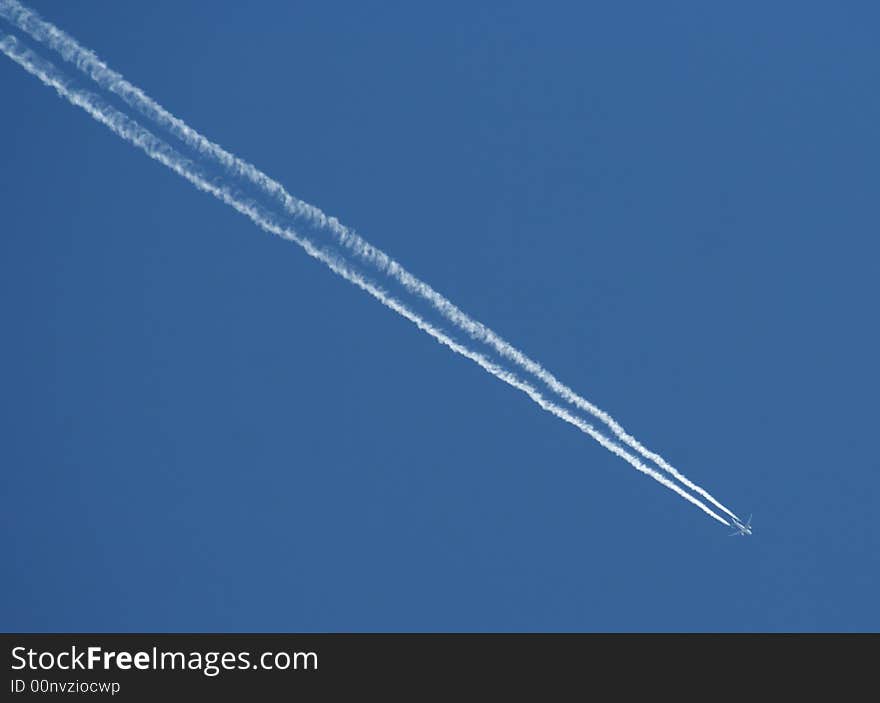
[0,0,740,523]
[0,28,734,527]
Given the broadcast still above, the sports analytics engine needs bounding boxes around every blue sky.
[1,1,878,631]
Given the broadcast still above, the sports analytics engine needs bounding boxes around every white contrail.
[0,34,731,527]
[0,0,740,522]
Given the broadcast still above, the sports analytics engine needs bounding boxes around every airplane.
[729,515,753,536]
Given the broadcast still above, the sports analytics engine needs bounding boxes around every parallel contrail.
[0,0,740,523]
[0,34,731,526]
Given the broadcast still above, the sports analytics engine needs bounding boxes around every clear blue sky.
[1,1,878,631]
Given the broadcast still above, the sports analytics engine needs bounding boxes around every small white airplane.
[729,515,753,536]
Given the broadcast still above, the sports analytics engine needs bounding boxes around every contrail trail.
[0,33,732,527]
[0,0,740,523]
